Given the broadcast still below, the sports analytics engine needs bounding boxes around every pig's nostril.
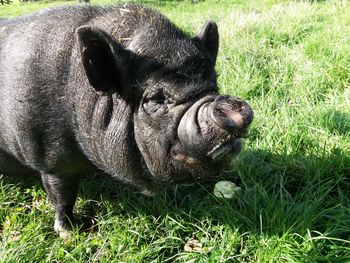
[228,100,243,112]
[216,107,228,117]
[214,96,244,112]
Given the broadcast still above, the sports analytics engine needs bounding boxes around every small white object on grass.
[184,238,203,253]
[213,181,241,199]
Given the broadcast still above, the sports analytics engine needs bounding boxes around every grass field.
[1,0,350,262]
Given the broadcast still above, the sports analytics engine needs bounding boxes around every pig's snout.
[175,94,253,163]
[171,94,253,182]
[210,95,254,137]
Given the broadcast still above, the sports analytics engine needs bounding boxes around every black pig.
[0,5,253,237]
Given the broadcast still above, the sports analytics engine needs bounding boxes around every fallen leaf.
[184,238,203,253]
[8,231,21,242]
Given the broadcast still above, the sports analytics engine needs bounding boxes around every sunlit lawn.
[1,0,350,262]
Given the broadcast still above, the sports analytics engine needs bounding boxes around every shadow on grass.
[1,147,349,252]
[320,110,350,136]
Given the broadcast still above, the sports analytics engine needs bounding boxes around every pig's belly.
[0,148,37,176]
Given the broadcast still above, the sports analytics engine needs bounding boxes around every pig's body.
[0,5,253,237]
[0,6,153,188]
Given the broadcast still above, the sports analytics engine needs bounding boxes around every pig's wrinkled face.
[76,20,253,185]
[132,23,254,184]
[134,75,253,184]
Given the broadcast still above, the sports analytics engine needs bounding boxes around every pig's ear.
[76,26,131,96]
[196,21,219,64]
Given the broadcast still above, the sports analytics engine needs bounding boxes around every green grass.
[1,0,350,262]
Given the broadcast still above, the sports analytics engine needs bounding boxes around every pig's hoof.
[57,229,72,239]
[54,219,72,239]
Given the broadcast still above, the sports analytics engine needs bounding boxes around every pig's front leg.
[41,172,80,238]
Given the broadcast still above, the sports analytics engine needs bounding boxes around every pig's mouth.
[170,94,253,182]
[207,136,243,160]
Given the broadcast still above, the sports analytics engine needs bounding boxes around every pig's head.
[76,19,253,186]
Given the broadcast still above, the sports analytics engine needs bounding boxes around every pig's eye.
[147,91,166,104]
[143,91,171,115]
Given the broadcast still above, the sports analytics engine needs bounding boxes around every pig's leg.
[41,172,80,238]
